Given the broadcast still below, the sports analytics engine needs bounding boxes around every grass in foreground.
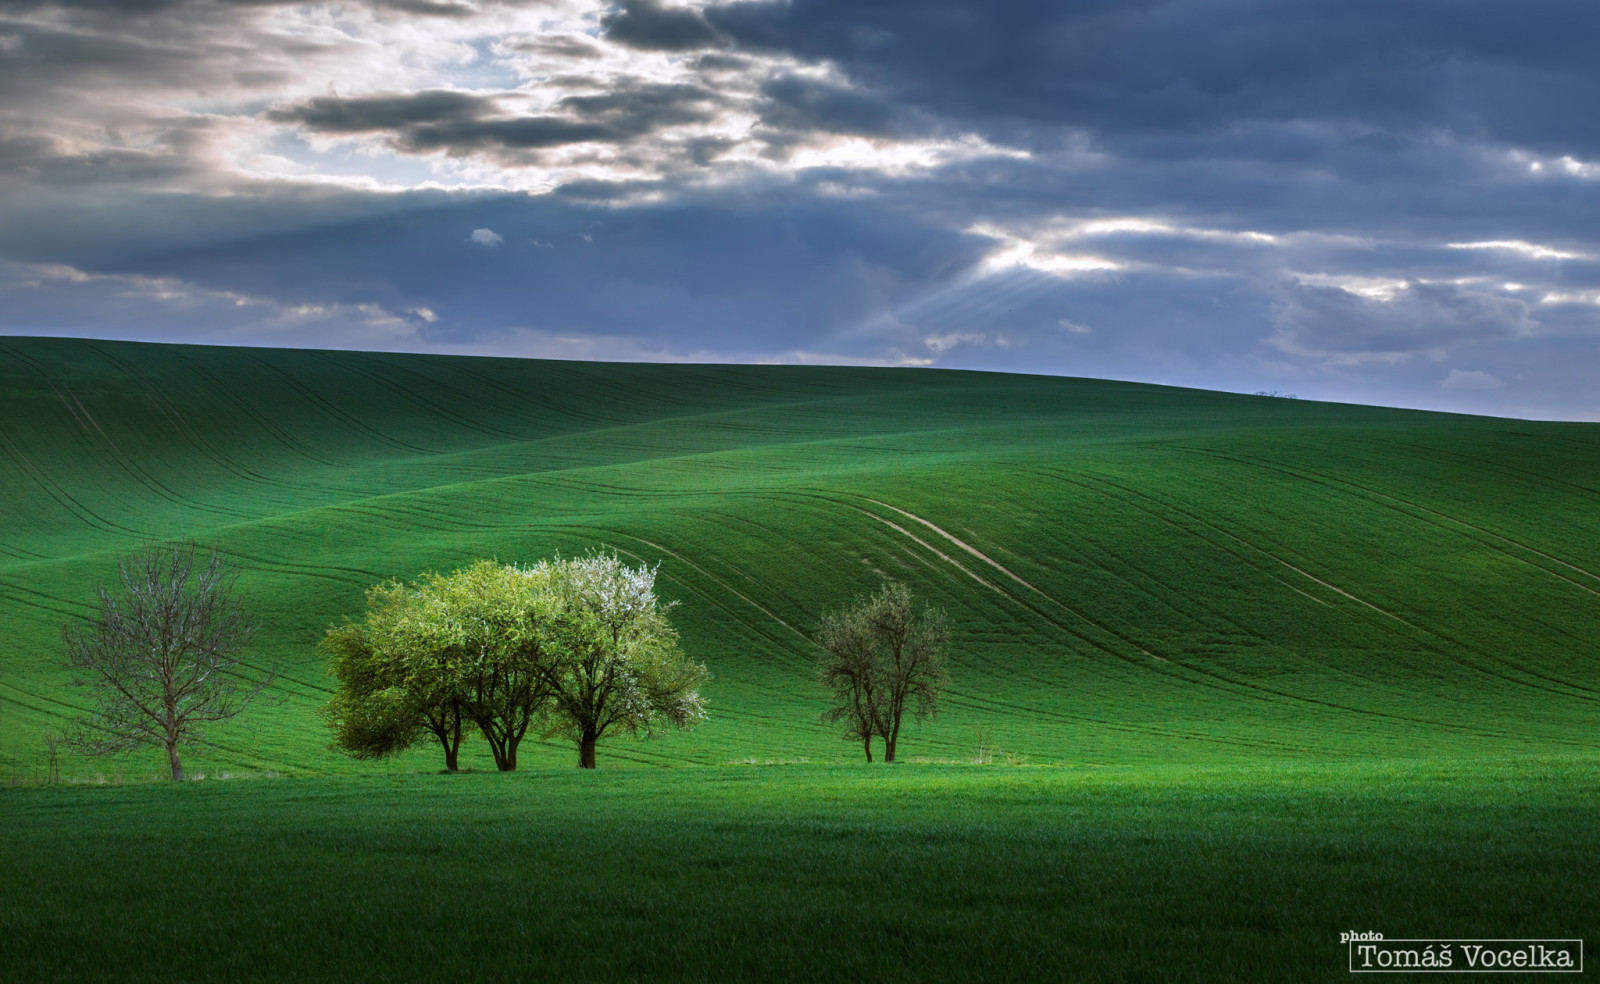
[3,758,1596,983]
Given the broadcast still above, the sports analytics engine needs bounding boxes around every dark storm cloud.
[755,75,907,140]
[269,81,726,157]
[266,91,499,134]
[704,0,1600,155]
[601,0,724,52]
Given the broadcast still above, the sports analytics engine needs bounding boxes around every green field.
[1,336,1596,980]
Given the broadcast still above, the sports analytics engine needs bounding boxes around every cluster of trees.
[322,554,707,770]
[59,539,950,779]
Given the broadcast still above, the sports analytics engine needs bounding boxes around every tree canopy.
[323,553,707,770]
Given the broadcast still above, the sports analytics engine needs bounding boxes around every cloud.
[601,0,725,52]
[1269,280,1536,365]
[1442,368,1505,391]
[1447,240,1591,261]
[266,91,497,134]
[467,227,503,246]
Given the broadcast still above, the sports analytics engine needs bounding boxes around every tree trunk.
[578,727,597,769]
[443,743,459,772]
[884,735,897,763]
[862,735,873,763]
[167,741,185,781]
[502,737,518,772]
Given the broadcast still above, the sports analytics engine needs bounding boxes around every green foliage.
[541,552,707,767]
[816,580,948,762]
[324,554,705,769]
[320,621,437,765]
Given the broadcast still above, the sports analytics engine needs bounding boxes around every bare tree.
[816,580,950,763]
[64,537,270,780]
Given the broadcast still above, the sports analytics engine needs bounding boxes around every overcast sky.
[2,0,1598,418]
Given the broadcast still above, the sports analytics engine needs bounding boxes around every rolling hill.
[2,335,1597,777]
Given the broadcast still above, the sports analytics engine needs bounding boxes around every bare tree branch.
[64,536,271,780]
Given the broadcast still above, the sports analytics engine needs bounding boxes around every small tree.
[64,537,270,781]
[542,553,708,768]
[815,580,949,763]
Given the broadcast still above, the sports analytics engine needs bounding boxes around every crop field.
[1,336,1597,980]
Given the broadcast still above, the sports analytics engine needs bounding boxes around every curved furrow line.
[1062,467,1600,702]
[784,489,1355,713]
[0,426,148,538]
[87,343,349,502]
[1387,436,1600,503]
[590,527,812,646]
[307,352,531,443]
[814,485,1598,739]
[210,547,374,591]
[435,360,632,428]
[0,587,83,622]
[170,353,349,468]
[1162,446,1600,694]
[1066,464,1587,702]
[0,577,94,617]
[85,345,284,484]
[0,679,87,719]
[50,382,250,520]
[342,497,511,532]
[243,354,437,456]
[857,494,1172,648]
[1180,445,1600,587]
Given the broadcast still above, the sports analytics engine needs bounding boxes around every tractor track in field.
[2,342,201,529]
[1163,446,1600,695]
[85,343,348,503]
[169,353,349,468]
[594,528,810,644]
[813,488,1595,742]
[46,379,248,521]
[243,353,437,457]
[0,425,147,538]
[306,351,532,444]
[439,360,629,428]
[0,582,87,621]
[1062,466,1600,702]
[1386,435,1600,502]
[1178,444,1600,591]
[860,495,1170,660]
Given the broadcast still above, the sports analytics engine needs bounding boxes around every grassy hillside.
[2,336,1598,776]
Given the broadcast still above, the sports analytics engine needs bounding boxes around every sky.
[2,0,1599,419]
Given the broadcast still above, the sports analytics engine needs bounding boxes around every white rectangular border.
[1348,939,1583,974]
